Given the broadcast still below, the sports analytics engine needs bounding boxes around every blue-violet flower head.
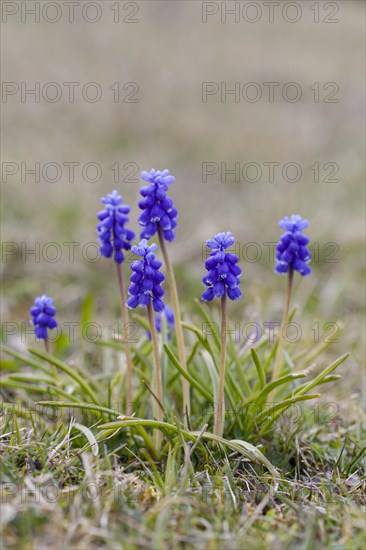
[201,232,242,302]
[275,215,311,276]
[138,169,178,242]
[97,190,135,264]
[127,239,165,312]
[30,295,58,340]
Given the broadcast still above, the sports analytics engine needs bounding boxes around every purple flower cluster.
[127,240,165,312]
[30,295,57,340]
[97,190,135,264]
[201,232,242,302]
[138,169,178,242]
[30,165,315,345]
[275,215,311,276]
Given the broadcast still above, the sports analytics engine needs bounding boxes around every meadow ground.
[1,1,365,548]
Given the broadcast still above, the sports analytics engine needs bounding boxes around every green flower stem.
[44,337,59,383]
[117,263,133,415]
[214,292,227,437]
[157,226,190,420]
[147,302,164,448]
[272,267,294,383]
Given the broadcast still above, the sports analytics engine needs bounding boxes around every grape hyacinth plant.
[201,232,242,437]
[1,165,352,497]
[97,190,135,413]
[30,295,58,351]
[127,239,165,435]
[138,169,190,420]
[272,215,311,382]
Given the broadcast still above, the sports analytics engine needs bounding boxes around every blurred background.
[1,1,365,400]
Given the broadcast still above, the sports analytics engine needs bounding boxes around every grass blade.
[293,353,349,397]
[28,347,99,405]
[251,348,266,390]
[72,422,99,456]
[163,344,212,402]
[37,400,119,418]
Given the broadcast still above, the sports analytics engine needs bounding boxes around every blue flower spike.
[275,215,311,276]
[97,190,135,264]
[127,239,165,312]
[201,232,242,302]
[30,295,58,340]
[138,169,178,242]
[202,232,242,437]
[138,169,190,418]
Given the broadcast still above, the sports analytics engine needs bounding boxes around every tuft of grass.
[1,299,364,549]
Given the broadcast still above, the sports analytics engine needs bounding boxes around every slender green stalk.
[214,293,227,437]
[157,226,190,420]
[116,263,133,415]
[44,337,58,382]
[147,302,164,447]
[272,267,294,383]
